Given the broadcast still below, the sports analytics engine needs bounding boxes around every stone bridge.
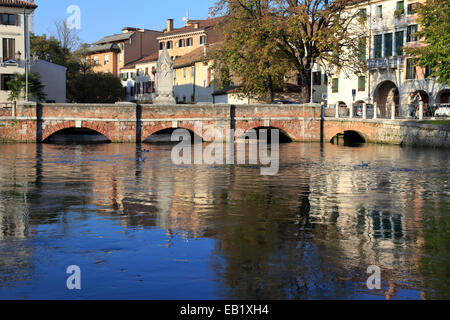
[0,102,448,147]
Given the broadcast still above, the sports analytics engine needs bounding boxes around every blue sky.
[34,0,217,44]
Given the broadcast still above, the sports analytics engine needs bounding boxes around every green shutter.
[332,78,339,93]
[359,38,367,61]
[395,31,404,55]
[358,76,366,91]
[384,33,393,57]
[374,35,382,58]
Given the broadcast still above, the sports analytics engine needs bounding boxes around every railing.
[367,56,404,71]
[324,102,449,121]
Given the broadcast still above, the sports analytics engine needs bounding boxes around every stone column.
[373,102,378,119]
[363,103,367,119]
[419,102,424,120]
[349,103,354,119]
[391,103,396,120]
[335,104,339,118]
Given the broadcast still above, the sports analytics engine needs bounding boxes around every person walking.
[408,92,420,118]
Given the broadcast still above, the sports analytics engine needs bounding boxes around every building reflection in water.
[0,142,448,299]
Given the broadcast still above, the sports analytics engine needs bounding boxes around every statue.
[153,47,176,104]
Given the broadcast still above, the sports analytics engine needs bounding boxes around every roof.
[94,33,133,45]
[173,42,221,69]
[86,43,121,54]
[160,16,224,37]
[121,51,160,69]
[0,0,37,9]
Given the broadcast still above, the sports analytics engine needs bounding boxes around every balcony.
[367,56,404,71]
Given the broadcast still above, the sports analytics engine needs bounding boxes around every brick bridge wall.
[0,103,448,147]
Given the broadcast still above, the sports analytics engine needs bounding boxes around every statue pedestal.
[153,47,177,105]
[153,92,176,105]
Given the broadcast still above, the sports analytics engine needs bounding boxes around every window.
[93,56,99,65]
[190,66,195,78]
[178,39,185,48]
[120,73,127,81]
[199,36,206,45]
[407,3,417,15]
[358,38,366,61]
[159,42,165,50]
[384,33,393,57]
[183,67,187,78]
[1,74,15,91]
[313,71,321,86]
[332,78,339,93]
[104,54,109,65]
[358,8,367,19]
[395,31,404,56]
[406,59,416,80]
[2,38,15,61]
[407,25,418,42]
[376,5,383,18]
[358,76,366,91]
[166,41,173,49]
[186,38,193,47]
[1,14,16,26]
[396,1,405,13]
[374,35,382,58]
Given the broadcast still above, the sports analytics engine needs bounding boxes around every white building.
[0,0,37,102]
[327,0,449,117]
[30,59,67,103]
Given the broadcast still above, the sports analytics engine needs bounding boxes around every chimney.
[194,23,200,29]
[166,19,174,32]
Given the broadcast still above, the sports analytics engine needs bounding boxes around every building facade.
[0,0,36,102]
[87,27,162,78]
[327,0,449,117]
[30,59,66,103]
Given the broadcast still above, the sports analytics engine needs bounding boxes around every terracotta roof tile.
[160,17,224,37]
[0,0,37,8]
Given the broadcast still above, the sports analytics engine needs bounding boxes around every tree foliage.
[30,21,124,103]
[404,0,450,85]
[210,0,366,102]
[7,72,46,102]
[69,72,125,103]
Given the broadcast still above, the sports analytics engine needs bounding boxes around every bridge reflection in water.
[0,143,448,299]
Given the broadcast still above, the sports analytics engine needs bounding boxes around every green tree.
[211,0,366,102]
[68,72,124,103]
[7,72,46,102]
[404,0,450,85]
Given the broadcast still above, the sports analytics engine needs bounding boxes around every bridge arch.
[238,125,295,142]
[326,124,373,144]
[42,121,113,142]
[141,122,208,142]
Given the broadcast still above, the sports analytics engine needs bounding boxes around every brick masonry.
[0,103,448,147]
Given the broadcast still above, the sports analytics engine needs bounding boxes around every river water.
[0,142,448,300]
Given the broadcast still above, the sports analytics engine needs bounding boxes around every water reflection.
[0,143,448,299]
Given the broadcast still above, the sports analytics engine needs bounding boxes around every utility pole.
[23,7,29,101]
[367,0,372,105]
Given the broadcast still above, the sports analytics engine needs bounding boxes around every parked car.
[435,105,449,117]
[356,104,374,118]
